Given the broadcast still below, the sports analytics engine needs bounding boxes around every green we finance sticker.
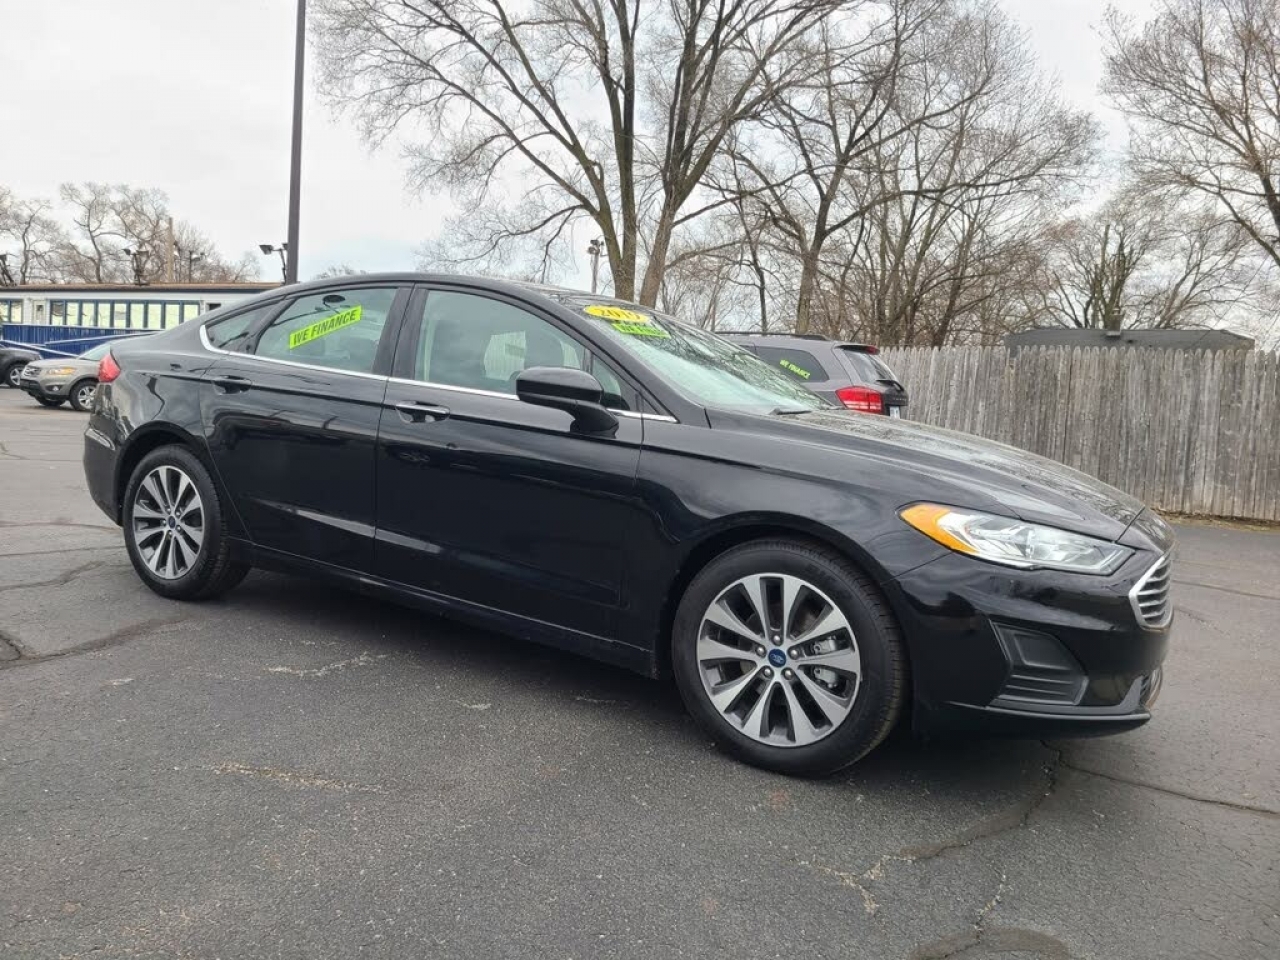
[583,304,669,338]
[289,305,363,349]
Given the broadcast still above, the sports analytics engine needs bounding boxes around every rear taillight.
[836,385,884,414]
[97,351,121,384]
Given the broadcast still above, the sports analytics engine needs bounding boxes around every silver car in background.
[20,342,117,411]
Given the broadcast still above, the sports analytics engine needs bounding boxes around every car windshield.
[571,303,827,414]
[78,343,113,361]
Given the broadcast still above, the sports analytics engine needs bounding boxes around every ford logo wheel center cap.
[767,648,787,668]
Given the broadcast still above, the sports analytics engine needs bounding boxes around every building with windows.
[0,283,278,353]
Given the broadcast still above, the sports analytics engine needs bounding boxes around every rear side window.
[254,287,397,374]
[752,346,828,383]
[839,348,899,384]
[204,303,279,351]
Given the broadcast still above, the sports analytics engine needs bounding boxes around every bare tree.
[724,0,953,333]
[807,4,1093,345]
[58,182,128,282]
[314,0,841,303]
[1,192,67,284]
[55,182,255,284]
[1103,0,1280,271]
[1041,189,1256,331]
[312,263,367,280]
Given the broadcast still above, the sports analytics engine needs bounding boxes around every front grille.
[1130,554,1172,629]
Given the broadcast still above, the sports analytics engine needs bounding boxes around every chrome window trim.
[198,323,388,383]
[386,375,677,422]
[1128,553,1173,630]
[200,324,678,421]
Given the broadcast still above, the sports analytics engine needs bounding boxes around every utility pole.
[587,237,603,294]
[285,0,306,284]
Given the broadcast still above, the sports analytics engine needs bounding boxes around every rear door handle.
[212,375,253,393]
[394,400,451,423]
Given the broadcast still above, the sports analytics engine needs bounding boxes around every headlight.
[900,503,1132,574]
[44,366,76,376]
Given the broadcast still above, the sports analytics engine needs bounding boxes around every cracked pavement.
[1,389,1277,959]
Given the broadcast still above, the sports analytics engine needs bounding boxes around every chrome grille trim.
[1129,554,1172,629]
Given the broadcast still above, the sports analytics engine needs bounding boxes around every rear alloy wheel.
[123,446,248,600]
[69,379,98,412]
[672,540,906,777]
[4,364,24,388]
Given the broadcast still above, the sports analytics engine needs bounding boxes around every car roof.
[719,332,879,352]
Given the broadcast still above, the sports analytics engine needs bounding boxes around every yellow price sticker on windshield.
[289,305,363,349]
[583,304,669,338]
[584,304,650,322]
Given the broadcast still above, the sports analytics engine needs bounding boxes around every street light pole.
[260,243,289,281]
[587,237,603,294]
[285,0,306,284]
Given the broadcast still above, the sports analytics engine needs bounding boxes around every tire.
[35,396,65,408]
[671,539,906,777]
[69,379,99,412]
[122,445,249,601]
[3,363,24,388]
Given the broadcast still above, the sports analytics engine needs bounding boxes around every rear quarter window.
[752,347,828,383]
[204,303,280,351]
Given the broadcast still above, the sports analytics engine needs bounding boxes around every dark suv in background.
[722,333,908,416]
[1,345,41,389]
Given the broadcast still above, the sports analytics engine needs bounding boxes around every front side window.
[410,291,586,394]
[253,287,397,374]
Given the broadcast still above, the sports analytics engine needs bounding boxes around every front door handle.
[394,400,451,423]
[212,375,253,393]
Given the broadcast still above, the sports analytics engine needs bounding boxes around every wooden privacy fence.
[878,346,1280,522]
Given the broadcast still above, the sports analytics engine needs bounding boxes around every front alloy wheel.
[5,364,23,388]
[697,574,861,747]
[672,539,906,777]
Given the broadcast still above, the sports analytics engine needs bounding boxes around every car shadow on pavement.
[221,570,1053,792]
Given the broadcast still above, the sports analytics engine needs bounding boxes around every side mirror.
[516,366,619,434]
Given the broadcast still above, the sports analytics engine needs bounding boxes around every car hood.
[745,409,1145,541]
[27,358,96,375]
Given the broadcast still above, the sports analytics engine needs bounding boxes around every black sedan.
[82,275,1172,776]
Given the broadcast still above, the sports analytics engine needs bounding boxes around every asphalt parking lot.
[1,387,1277,960]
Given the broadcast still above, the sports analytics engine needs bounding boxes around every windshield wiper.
[767,407,811,416]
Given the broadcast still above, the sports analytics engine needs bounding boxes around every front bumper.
[22,377,72,401]
[887,548,1170,739]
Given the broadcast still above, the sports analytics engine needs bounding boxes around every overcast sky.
[3,0,1153,285]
